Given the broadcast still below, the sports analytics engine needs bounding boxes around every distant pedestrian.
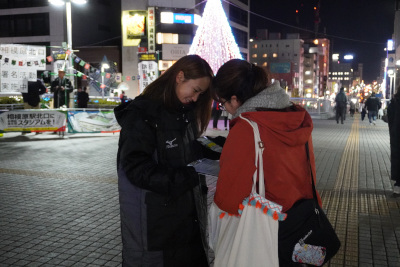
[51,69,73,108]
[221,108,231,131]
[349,101,356,117]
[335,87,347,124]
[361,103,367,121]
[365,92,381,125]
[119,90,127,103]
[388,87,400,196]
[378,107,384,119]
[21,78,47,135]
[212,100,222,130]
[22,78,47,109]
[77,87,89,108]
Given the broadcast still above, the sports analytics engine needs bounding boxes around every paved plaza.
[0,114,399,266]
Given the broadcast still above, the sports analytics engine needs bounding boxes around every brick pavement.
[0,115,400,266]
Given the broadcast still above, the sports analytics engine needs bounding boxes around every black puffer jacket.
[388,96,400,181]
[115,95,209,267]
[365,95,381,112]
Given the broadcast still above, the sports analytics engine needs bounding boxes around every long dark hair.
[142,55,214,134]
[213,59,268,104]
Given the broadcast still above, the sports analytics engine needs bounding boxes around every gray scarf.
[232,81,291,119]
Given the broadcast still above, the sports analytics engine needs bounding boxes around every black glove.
[169,166,199,199]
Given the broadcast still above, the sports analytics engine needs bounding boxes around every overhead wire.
[82,0,386,47]
[225,0,386,45]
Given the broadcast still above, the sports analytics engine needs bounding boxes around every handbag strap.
[239,114,265,197]
[305,142,319,203]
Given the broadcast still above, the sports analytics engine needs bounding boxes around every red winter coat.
[214,105,322,215]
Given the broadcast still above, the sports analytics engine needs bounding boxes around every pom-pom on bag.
[209,115,286,267]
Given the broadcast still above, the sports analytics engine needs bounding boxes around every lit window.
[262,62,267,67]
[160,12,174,24]
[157,33,178,44]
[252,54,257,58]
[253,44,258,49]
[262,53,267,58]
[159,60,176,70]
[273,53,278,58]
[194,14,201,25]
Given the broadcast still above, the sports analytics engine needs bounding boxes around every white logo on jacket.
[166,138,178,149]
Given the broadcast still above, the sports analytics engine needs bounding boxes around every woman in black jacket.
[115,55,213,267]
[388,88,400,196]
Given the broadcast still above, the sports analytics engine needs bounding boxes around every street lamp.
[48,0,87,86]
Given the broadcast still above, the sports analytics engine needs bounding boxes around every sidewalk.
[0,115,399,266]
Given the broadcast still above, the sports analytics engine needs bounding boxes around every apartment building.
[249,31,304,96]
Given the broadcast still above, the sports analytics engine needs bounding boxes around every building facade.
[306,38,330,98]
[0,0,121,95]
[121,0,250,98]
[249,32,304,96]
[329,53,353,93]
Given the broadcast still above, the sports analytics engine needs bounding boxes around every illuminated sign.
[138,53,159,93]
[122,10,147,46]
[161,12,196,24]
[161,12,173,24]
[344,55,353,60]
[270,62,291,73]
[162,44,191,60]
[174,13,194,24]
[387,39,394,51]
[147,7,155,53]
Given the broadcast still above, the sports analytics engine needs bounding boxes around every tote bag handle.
[239,114,265,197]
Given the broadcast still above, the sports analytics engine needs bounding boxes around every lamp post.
[49,0,87,87]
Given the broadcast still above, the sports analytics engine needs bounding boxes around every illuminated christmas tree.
[189,0,243,74]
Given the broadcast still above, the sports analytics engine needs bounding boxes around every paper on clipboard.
[188,158,220,177]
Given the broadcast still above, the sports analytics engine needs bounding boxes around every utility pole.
[314,0,321,38]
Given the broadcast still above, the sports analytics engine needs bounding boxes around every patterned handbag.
[278,143,341,266]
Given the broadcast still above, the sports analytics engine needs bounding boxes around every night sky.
[250,0,396,83]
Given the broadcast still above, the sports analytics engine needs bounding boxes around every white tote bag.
[209,116,287,267]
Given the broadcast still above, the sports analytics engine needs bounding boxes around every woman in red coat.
[209,59,322,266]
